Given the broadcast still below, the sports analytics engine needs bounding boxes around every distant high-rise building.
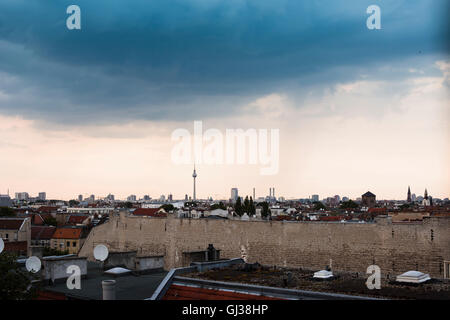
[185,194,188,201]
[38,192,46,201]
[0,194,12,207]
[106,194,115,201]
[334,195,340,203]
[159,195,166,202]
[143,195,151,201]
[89,194,95,202]
[231,188,238,202]
[411,193,416,202]
[311,194,319,202]
[15,192,29,201]
[127,195,137,202]
[407,186,412,203]
[168,194,173,202]
[342,196,349,202]
[78,194,83,202]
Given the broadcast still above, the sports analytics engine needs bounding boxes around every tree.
[234,197,244,217]
[340,200,359,210]
[243,196,250,214]
[160,204,174,212]
[0,207,15,217]
[249,197,256,216]
[261,202,271,219]
[210,202,226,210]
[43,216,57,227]
[0,252,36,300]
[68,200,79,207]
[313,201,326,210]
[43,247,69,257]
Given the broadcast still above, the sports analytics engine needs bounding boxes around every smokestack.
[253,188,255,200]
[102,280,116,300]
[269,188,271,198]
[273,187,275,199]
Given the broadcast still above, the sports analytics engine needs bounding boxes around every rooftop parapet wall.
[79,212,450,278]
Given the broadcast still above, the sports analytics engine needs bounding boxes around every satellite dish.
[93,244,109,261]
[26,256,42,273]
[0,238,4,253]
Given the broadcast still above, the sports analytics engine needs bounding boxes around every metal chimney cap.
[102,279,116,286]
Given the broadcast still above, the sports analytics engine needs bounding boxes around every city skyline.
[0,1,448,202]
[2,178,447,202]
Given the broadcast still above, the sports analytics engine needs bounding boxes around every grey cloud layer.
[0,0,448,124]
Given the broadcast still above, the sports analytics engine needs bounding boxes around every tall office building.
[38,192,46,201]
[15,192,29,201]
[127,195,137,202]
[106,194,115,201]
[89,194,95,202]
[231,188,239,202]
[311,195,319,202]
[78,194,83,202]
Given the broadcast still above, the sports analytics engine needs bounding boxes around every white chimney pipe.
[102,280,116,300]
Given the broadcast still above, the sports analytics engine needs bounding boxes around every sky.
[0,0,449,201]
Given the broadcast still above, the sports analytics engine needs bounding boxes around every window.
[73,241,77,247]
[5,233,8,239]
[67,241,70,247]
[445,261,450,279]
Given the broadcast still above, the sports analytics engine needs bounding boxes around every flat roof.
[42,261,167,300]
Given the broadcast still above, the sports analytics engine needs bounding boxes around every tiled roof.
[52,227,83,239]
[163,284,281,300]
[132,208,166,217]
[0,218,26,230]
[4,241,27,253]
[37,206,59,213]
[68,215,89,224]
[368,208,386,214]
[31,226,56,240]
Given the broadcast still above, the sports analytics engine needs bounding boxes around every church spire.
[407,186,411,203]
[424,188,428,199]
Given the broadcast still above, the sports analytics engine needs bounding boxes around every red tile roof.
[368,207,387,214]
[0,218,26,230]
[163,284,282,300]
[52,227,83,239]
[132,208,166,217]
[68,215,90,224]
[4,241,27,253]
[31,226,56,240]
[37,206,59,214]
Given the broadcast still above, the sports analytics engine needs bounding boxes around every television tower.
[192,164,197,201]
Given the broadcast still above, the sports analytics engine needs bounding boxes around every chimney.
[269,188,272,198]
[273,187,275,199]
[102,280,116,300]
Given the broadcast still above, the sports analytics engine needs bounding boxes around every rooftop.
[181,263,450,300]
[42,261,167,300]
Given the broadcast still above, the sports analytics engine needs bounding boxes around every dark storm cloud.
[0,0,448,124]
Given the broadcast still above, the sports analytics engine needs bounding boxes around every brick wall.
[79,212,450,278]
